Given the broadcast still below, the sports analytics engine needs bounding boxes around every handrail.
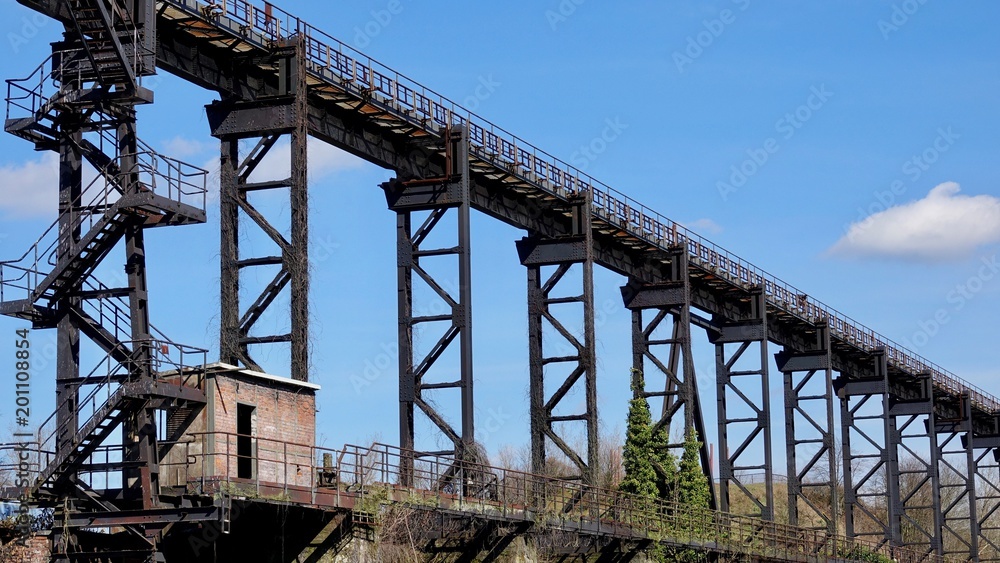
[0,111,208,304]
[170,0,999,414]
[33,339,207,485]
[160,432,961,563]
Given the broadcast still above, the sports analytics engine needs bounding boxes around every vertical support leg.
[397,211,415,485]
[581,225,598,487]
[516,196,598,485]
[384,126,475,480]
[936,392,979,559]
[528,265,545,480]
[206,39,310,381]
[777,322,839,534]
[289,34,309,383]
[455,133,475,450]
[837,349,898,547]
[889,372,944,557]
[971,415,1000,561]
[119,114,158,507]
[711,288,772,520]
[219,137,241,366]
[56,115,82,458]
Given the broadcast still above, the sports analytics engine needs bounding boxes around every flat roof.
[206,362,322,391]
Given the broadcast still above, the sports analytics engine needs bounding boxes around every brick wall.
[208,371,316,487]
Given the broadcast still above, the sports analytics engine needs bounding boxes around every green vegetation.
[620,369,712,562]
[619,369,659,499]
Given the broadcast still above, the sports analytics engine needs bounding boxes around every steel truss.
[516,196,598,485]
[382,126,476,480]
[208,37,310,382]
[622,248,713,507]
[776,322,839,534]
[935,391,979,559]
[710,287,773,520]
[889,372,943,557]
[837,349,900,547]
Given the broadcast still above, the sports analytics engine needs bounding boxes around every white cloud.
[683,218,723,235]
[829,182,1000,262]
[0,153,58,218]
[162,136,216,161]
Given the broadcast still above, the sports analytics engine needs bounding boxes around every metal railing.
[0,125,208,304]
[159,433,959,563]
[31,339,207,489]
[167,0,999,415]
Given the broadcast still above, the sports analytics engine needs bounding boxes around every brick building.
[161,363,319,489]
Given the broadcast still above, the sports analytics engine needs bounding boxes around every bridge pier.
[837,349,901,548]
[935,391,980,559]
[382,126,476,482]
[709,287,773,520]
[776,322,839,535]
[207,38,310,382]
[516,195,598,485]
[968,413,1000,561]
[888,371,944,557]
[621,248,714,507]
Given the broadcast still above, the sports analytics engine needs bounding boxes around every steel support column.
[776,322,839,534]
[383,126,475,478]
[936,392,978,559]
[516,196,597,485]
[709,287,772,520]
[837,349,900,547]
[622,249,714,508]
[968,415,1000,561]
[119,113,159,508]
[207,38,310,381]
[889,372,943,557]
[55,112,83,457]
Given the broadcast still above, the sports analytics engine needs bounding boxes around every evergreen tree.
[676,428,711,508]
[619,369,658,498]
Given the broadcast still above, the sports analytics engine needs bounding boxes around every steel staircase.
[66,0,149,90]
[1,57,208,317]
[0,1,214,560]
[31,341,208,501]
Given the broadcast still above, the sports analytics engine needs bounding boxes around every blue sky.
[0,0,998,478]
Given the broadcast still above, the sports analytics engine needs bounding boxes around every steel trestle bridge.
[1,0,998,560]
